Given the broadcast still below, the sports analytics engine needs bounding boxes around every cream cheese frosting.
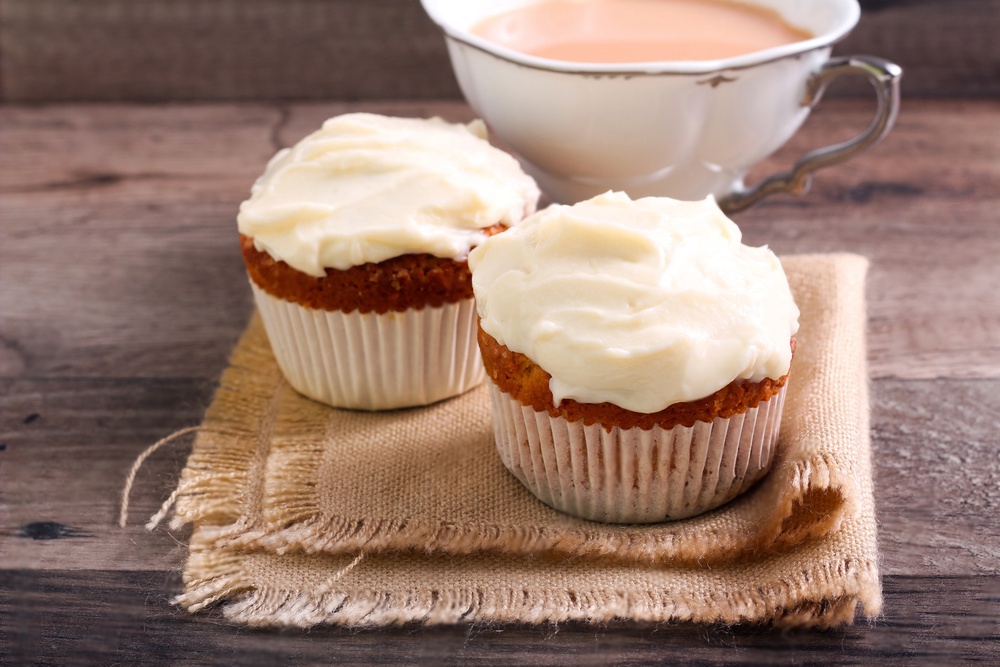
[237,113,539,276]
[469,191,800,413]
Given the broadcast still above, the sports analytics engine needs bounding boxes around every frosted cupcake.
[469,191,799,523]
[239,113,539,410]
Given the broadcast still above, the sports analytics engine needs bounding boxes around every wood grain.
[870,379,1000,577]
[3,376,996,574]
[2,99,999,663]
[0,0,998,102]
[3,570,998,665]
[0,0,462,103]
[0,378,208,571]
[2,100,999,380]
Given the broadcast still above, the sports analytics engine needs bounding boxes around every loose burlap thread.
[166,253,880,628]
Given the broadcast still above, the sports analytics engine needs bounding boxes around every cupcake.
[238,113,539,410]
[469,192,799,523]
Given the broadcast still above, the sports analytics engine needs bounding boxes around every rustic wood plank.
[3,569,998,665]
[870,378,1000,576]
[0,378,211,571]
[0,104,276,378]
[739,99,1000,381]
[1,0,998,102]
[832,0,1000,97]
[2,377,998,575]
[2,100,999,380]
[0,0,462,103]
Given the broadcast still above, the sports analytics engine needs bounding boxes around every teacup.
[421,0,901,211]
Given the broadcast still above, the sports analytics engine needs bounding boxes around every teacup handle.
[720,55,903,214]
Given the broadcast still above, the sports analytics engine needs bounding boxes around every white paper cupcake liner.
[251,282,485,410]
[488,379,787,523]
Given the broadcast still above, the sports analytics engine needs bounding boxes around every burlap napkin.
[167,253,879,628]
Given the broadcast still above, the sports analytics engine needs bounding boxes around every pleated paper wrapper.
[488,380,787,523]
[251,282,484,410]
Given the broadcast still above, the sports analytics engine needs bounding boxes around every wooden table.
[2,98,999,664]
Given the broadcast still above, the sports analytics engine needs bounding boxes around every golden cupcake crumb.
[478,324,792,431]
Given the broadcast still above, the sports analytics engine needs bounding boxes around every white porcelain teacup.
[421,0,901,211]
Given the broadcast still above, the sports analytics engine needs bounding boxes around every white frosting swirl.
[469,192,800,413]
[238,113,539,276]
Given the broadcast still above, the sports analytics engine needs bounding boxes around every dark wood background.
[0,0,998,101]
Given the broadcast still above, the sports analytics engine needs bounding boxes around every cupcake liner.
[251,282,484,410]
[488,379,788,523]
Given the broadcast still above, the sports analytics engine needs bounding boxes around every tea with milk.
[471,0,812,64]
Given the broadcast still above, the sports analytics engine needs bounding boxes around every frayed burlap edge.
[171,319,286,532]
[175,526,881,630]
